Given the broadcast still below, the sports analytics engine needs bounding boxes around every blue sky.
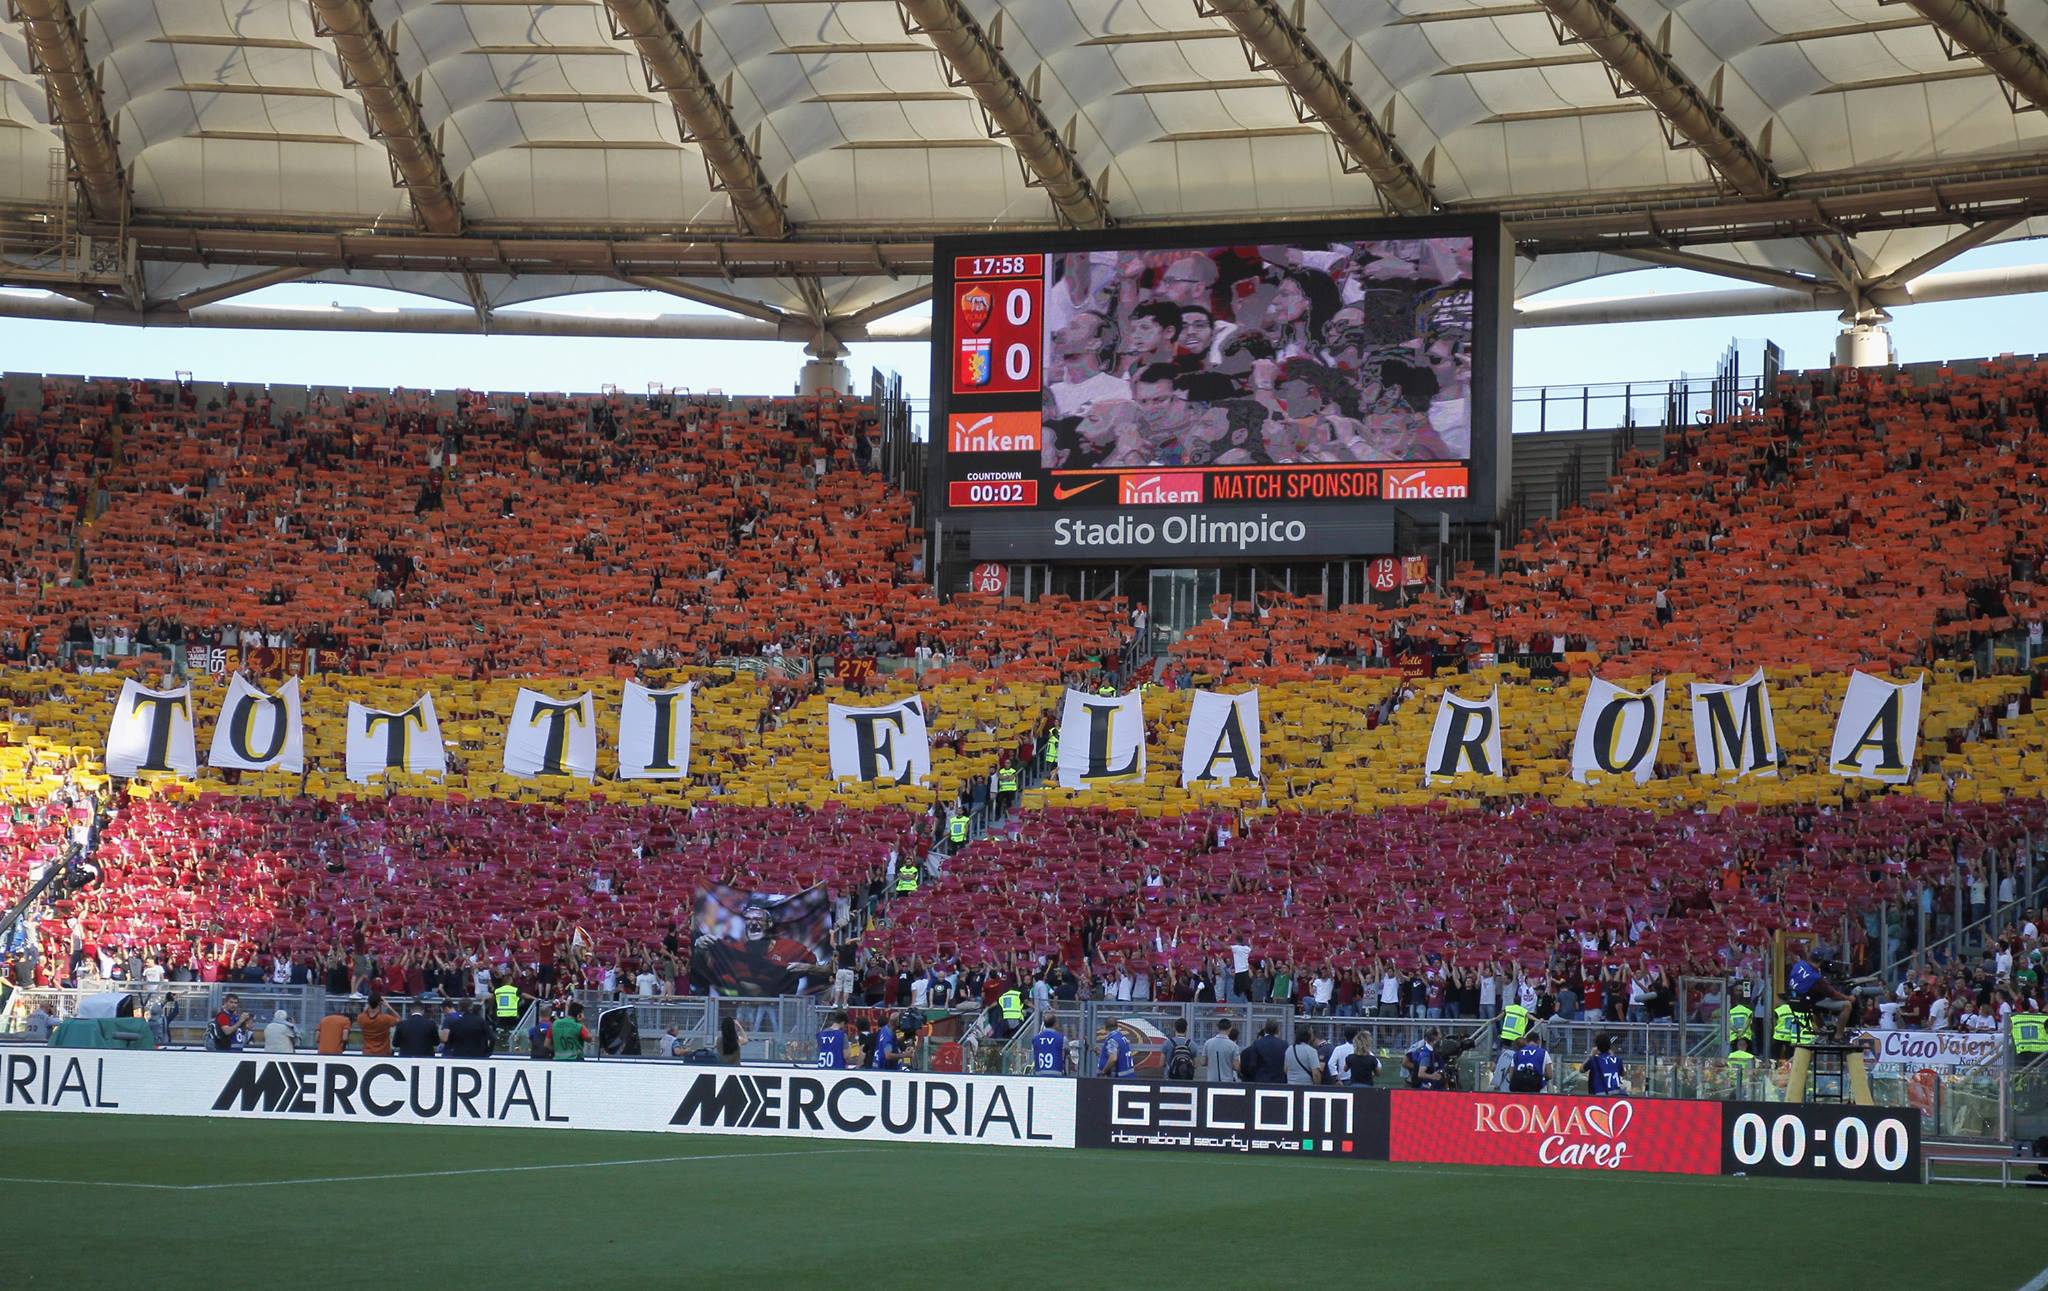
[2,240,2042,411]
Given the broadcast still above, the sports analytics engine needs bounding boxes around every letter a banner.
[1057,687,1146,789]
[827,698,930,785]
[1424,688,1502,786]
[1181,689,1260,787]
[1570,678,1664,785]
[105,679,198,778]
[1829,671,1922,784]
[344,695,446,784]
[207,674,305,773]
[1691,669,1779,778]
[617,681,692,780]
[504,688,597,780]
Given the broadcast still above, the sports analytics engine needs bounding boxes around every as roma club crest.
[960,284,992,333]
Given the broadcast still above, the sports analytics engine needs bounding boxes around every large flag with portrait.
[687,884,833,998]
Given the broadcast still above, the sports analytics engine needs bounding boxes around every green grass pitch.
[1,1111,2041,1289]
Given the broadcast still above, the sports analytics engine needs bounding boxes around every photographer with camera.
[1786,941,1853,1042]
[1507,1029,1551,1094]
[1403,1028,1448,1091]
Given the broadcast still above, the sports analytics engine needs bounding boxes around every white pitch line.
[0,1145,875,1193]
[2015,1263,2048,1291]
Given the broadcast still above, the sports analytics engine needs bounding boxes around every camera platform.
[1787,1042,1874,1106]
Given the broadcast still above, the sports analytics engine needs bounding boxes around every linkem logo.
[1383,468,1469,500]
[948,412,1041,454]
[1119,472,1203,506]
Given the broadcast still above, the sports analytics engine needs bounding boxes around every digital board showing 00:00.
[929,218,1508,549]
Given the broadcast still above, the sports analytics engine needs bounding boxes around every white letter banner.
[827,698,931,785]
[1691,669,1780,779]
[1570,678,1665,785]
[1423,688,1502,786]
[504,688,597,780]
[617,681,693,780]
[105,679,198,778]
[344,695,447,784]
[1829,671,1922,784]
[207,674,305,773]
[1057,687,1146,789]
[1181,689,1260,788]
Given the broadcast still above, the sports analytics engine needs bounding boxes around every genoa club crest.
[958,336,992,386]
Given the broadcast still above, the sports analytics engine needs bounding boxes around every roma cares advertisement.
[1387,1090,1722,1175]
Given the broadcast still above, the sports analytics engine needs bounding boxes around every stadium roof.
[3,0,2048,342]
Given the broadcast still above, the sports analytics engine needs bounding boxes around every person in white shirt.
[1379,968,1401,1018]
[1310,972,1334,1016]
[1327,1031,1356,1085]
[1229,944,1253,1003]
[635,969,660,998]
[1926,995,1952,1031]
[262,1010,299,1053]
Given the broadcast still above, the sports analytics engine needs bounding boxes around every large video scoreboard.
[930,216,1511,561]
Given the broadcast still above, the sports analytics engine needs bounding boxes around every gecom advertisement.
[0,1050,1075,1148]
[1076,1080,1389,1159]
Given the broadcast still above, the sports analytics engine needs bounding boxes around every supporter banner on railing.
[206,674,304,774]
[1691,669,1780,778]
[343,695,447,784]
[827,697,931,785]
[503,688,598,780]
[617,681,693,780]
[103,680,198,778]
[1571,678,1664,786]
[1180,689,1261,788]
[1424,688,1502,786]
[1830,670,1923,784]
[1058,687,1146,790]
[1856,1028,2006,1070]
[0,1049,1077,1149]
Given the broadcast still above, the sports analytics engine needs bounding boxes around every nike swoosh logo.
[1052,480,1104,501]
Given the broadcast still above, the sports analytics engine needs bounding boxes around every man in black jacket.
[394,1003,439,1058]
[1241,1021,1288,1084]
[439,1000,494,1059]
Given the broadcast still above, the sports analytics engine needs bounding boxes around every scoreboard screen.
[930,216,1510,561]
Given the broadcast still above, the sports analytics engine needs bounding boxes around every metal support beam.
[1621,246,1824,293]
[1200,0,1436,216]
[1896,0,2048,114]
[1870,213,2026,288]
[309,0,465,235]
[832,281,933,329]
[604,0,790,238]
[898,0,1111,228]
[12,0,128,220]
[1536,0,1782,196]
[0,291,934,340]
[1516,262,2048,327]
[618,274,790,324]
[165,266,310,312]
